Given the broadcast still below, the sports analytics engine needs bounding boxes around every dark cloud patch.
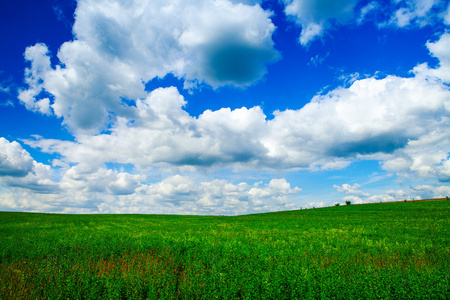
[202,40,280,87]
[0,167,31,178]
[327,133,410,157]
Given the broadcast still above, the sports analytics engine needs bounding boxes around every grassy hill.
[1,200,449,299]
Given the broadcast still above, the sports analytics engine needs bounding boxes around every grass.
[0,200,449,299]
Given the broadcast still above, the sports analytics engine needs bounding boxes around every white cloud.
[333,183,371,197]
[378,33,450,180]
[59,165,145,195]
[381,130,450,180]
[0,170,301,215]
[428,32,450,64]
[0,81,11,96]
[23,87,270,169]
[444,3,450,24]
[342,195,364,205]
[0,138,59,193]
[0,135,302,214]
[5,161,59,194]
[17,44,53,115]
[358,1,379,24]
[304,201,326,209]
[18,0,279,133]
[264,71,450,170]
[389,0,442,27]
[282,0,357,46]
[382,157,412,173]
[282,0,449,45]
[0,138,34,177]
[308,53,329,66]
[421,32,450,83]
[335,183,450,205]
[102,175,300,215]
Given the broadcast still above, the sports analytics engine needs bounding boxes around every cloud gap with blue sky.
[0,0,450,214]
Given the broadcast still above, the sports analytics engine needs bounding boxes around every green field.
[1,200,449,299]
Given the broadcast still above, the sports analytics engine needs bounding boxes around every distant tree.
[345,200,351,205]
[334,203,340,207]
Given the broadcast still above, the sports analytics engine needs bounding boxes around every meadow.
[1,200,449,299]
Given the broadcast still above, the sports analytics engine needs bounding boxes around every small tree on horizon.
[345,200,351,205]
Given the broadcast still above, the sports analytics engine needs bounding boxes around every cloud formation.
[0,138,301,215]
[388,0,444,27]
[0,138,58,193]
[333,183,370,197]
[0,169,301,215]
[2,0,450,215]
[13,31,449,218]
[335,182,450,205]
[0,138,34,177]
[18,0,279,133]
[282,0,357,45]
[24,34,450,178]
[281,0,449,46]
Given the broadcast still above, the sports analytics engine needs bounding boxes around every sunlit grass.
[1,200,449,299]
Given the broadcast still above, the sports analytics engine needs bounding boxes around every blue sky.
[1,0,450,214]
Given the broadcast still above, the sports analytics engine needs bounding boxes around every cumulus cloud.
[264,71,450,169]
[379,33,450,180]
[0,135,302,214]
[420,32,450,83]
[136,176,299,214]
[59,165,145,195]
[0,138,59,193]
[282,0,358,46]
[335,182,450,205]
[23,87,270,169]
[5,161,59,194]
[0,171,301,215]
[0,138,34,177]
[333,183,371,197]
[18,0,279,133]
[17,44,54,115]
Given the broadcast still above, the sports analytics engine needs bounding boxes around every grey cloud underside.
[327,133,411,157]
[0,168,30,178]
[171,152,257,167]
[201,42,280,86]
[0,138,34,177]
[7,181,59,194]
